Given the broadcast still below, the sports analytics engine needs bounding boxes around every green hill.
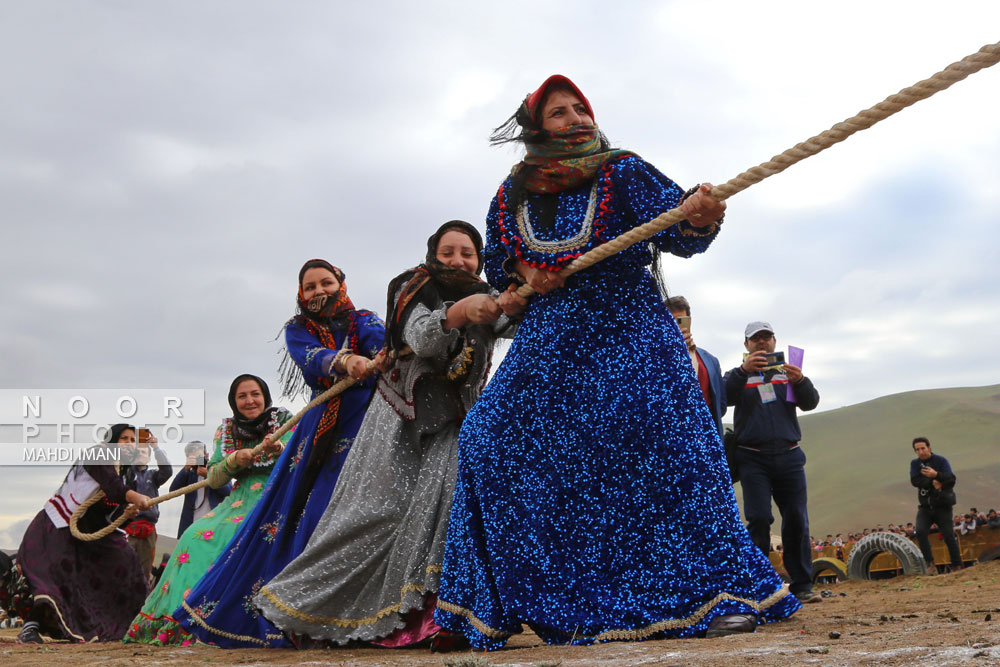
[732,384,1000,538]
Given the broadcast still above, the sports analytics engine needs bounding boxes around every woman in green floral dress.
[123,374,293,645]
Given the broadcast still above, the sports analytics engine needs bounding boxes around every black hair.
[912,436,931,449]
[107,423,137,444]
[426,220,484,274]
[228,374,273,417]
[297,259,344,288]
[665,296,691,316]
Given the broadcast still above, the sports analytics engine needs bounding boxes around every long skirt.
[17,511,147,642]
[171,384,372,648]
[257,400,459,644]
[435,266,800,649]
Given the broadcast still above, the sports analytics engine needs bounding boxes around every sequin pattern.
[435,156,799,650]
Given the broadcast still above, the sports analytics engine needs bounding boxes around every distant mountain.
[735,384,1000,538]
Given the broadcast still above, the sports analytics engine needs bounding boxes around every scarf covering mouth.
[519,124,633,194]
[384,220,491,357]
[296,260,356,323]
[279,260,362,402]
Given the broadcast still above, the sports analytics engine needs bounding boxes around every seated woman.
[10,424,151,643]
[123,374,291,645]
[256,221,524,649]
[170,260,385,648]
[435,75,800,649]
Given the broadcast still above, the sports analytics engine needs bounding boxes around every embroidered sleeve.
[404,301,461,359]
[205,423,228,481]
[285,321,339,379]
[356,311,387,358]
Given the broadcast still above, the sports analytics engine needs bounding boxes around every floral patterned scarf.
[519,124,633,194]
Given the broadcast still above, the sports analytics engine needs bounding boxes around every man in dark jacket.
[169,441,231,537]
[911,436,963,571]
[724,321,820,604]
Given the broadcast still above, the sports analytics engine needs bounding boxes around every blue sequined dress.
[171,311,385,648]
[435,156,800,649]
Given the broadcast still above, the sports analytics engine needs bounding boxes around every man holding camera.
[910,436,963,571]
[724,321,820,604]
[169,440,232,536]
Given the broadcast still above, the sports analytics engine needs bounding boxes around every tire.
[846,531,928,579]
[978,545,1000,563]
[812,556,848,583]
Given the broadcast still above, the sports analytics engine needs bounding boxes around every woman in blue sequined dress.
[435,75,801,649]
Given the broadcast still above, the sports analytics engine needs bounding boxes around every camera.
[763,351,785,371]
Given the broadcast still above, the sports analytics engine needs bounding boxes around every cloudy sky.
[1,1,998,543]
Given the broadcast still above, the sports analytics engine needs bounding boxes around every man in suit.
[665,296,726,437]
[169,441,231,537]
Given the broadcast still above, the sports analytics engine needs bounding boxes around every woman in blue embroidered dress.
[434,75,801,649]
[171,260,385,648]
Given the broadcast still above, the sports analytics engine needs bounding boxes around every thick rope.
[514,40,1000,298]
[69,370,368,541]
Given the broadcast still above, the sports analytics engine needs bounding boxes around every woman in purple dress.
[11,424,151,643]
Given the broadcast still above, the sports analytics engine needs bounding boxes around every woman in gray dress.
[256,220,525,648]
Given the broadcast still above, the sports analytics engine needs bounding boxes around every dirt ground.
[2,560,999,666]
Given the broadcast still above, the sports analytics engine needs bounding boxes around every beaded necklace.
[515,180,599,254]
[220,411,284,468]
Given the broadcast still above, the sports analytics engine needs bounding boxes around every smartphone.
[675,315,691,331]
[138,428,152,443]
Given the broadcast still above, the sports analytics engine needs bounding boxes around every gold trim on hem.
[179,599,271,647]
[435,598,511,639]
[33,594,86,642]
[257,565,441,628]
[437,584,792,643]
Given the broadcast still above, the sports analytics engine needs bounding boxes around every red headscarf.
[524,74,595,125]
